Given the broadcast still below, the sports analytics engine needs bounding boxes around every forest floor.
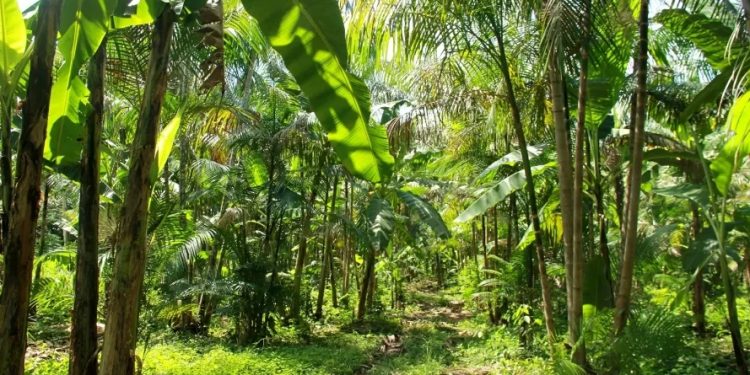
[24,281,745,374]
[25,281,549,374]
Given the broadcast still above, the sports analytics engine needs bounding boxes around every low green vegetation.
[1,0,750,373]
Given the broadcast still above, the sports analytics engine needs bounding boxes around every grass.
[140,333,378,375]
[25,282,746,374]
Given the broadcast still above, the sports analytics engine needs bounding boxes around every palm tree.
[614,0,649,334]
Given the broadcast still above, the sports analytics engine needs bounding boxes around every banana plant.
[352,158,450,319]
[653,92,750,374]
[454,146,555,224]
[0,0,30,247]
[241,0,394,183]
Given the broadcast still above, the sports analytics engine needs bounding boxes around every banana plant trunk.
[614,0,649,334]
[69,41,106,375]
[0,0,62,372]
[100,11,175,375]
[1,101,12,252]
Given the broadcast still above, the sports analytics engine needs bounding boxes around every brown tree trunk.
[614,0,649,334]
[69,41,106,375]
[570,0,590,363]
[329,244,338,308]
[0,101,12,253]
[357,249,376,320]
[99,11,174,375]
[0,0,62,371]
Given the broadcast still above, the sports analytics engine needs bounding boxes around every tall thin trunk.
[329,243,338,308]
[342,178,352,296]
[69,41,106,375]
[489,10,556,344]
[0,0,62,371]
[481,214,488,268]
[291,155,325,320]
[32,180,50,298]
[357,249,376,320]
[315,171,338,319]
[1,100,12,253]
[100,11,174,375]
[548,55,577,347]
[570,0,590,363]
[614,0,649,334]
[493,206,499,257]
[720,241,749,374]
[690,204,706,337]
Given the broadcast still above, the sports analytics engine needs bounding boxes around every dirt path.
[356,285,484,375]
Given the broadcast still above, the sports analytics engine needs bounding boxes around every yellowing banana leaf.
[150,110,182,183]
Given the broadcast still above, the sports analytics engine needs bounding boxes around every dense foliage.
[0,0,749,373]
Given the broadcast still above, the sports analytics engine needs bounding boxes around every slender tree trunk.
[720,246,749,374]
[329,244,338,308]
[689,204,706,337]
[0,0,62,371]
[32,180,49,299]
[0,101,12,253]
[315,171,338,319]
[488,11,556,344]
[69,41,106,375]
[291,156,324,320]
[481,214,488,268]
[357,249,376,320]
[342,178,352,295]
[100,11,174,375]
[546,44,578,356]
[366,267,375,309]
[614,0,649,334]
[593,136,614,306]
[570,0,591,363]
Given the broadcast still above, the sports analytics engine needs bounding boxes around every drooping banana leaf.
[44,0,117,174]
[711,92,750,196]
[396,190,449,239]
[474,145,545,182]
[242,0,394,183]
[679,68,732,121]
[0,0,26,83]
[455,162,557,224]
[652,183,710,212]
